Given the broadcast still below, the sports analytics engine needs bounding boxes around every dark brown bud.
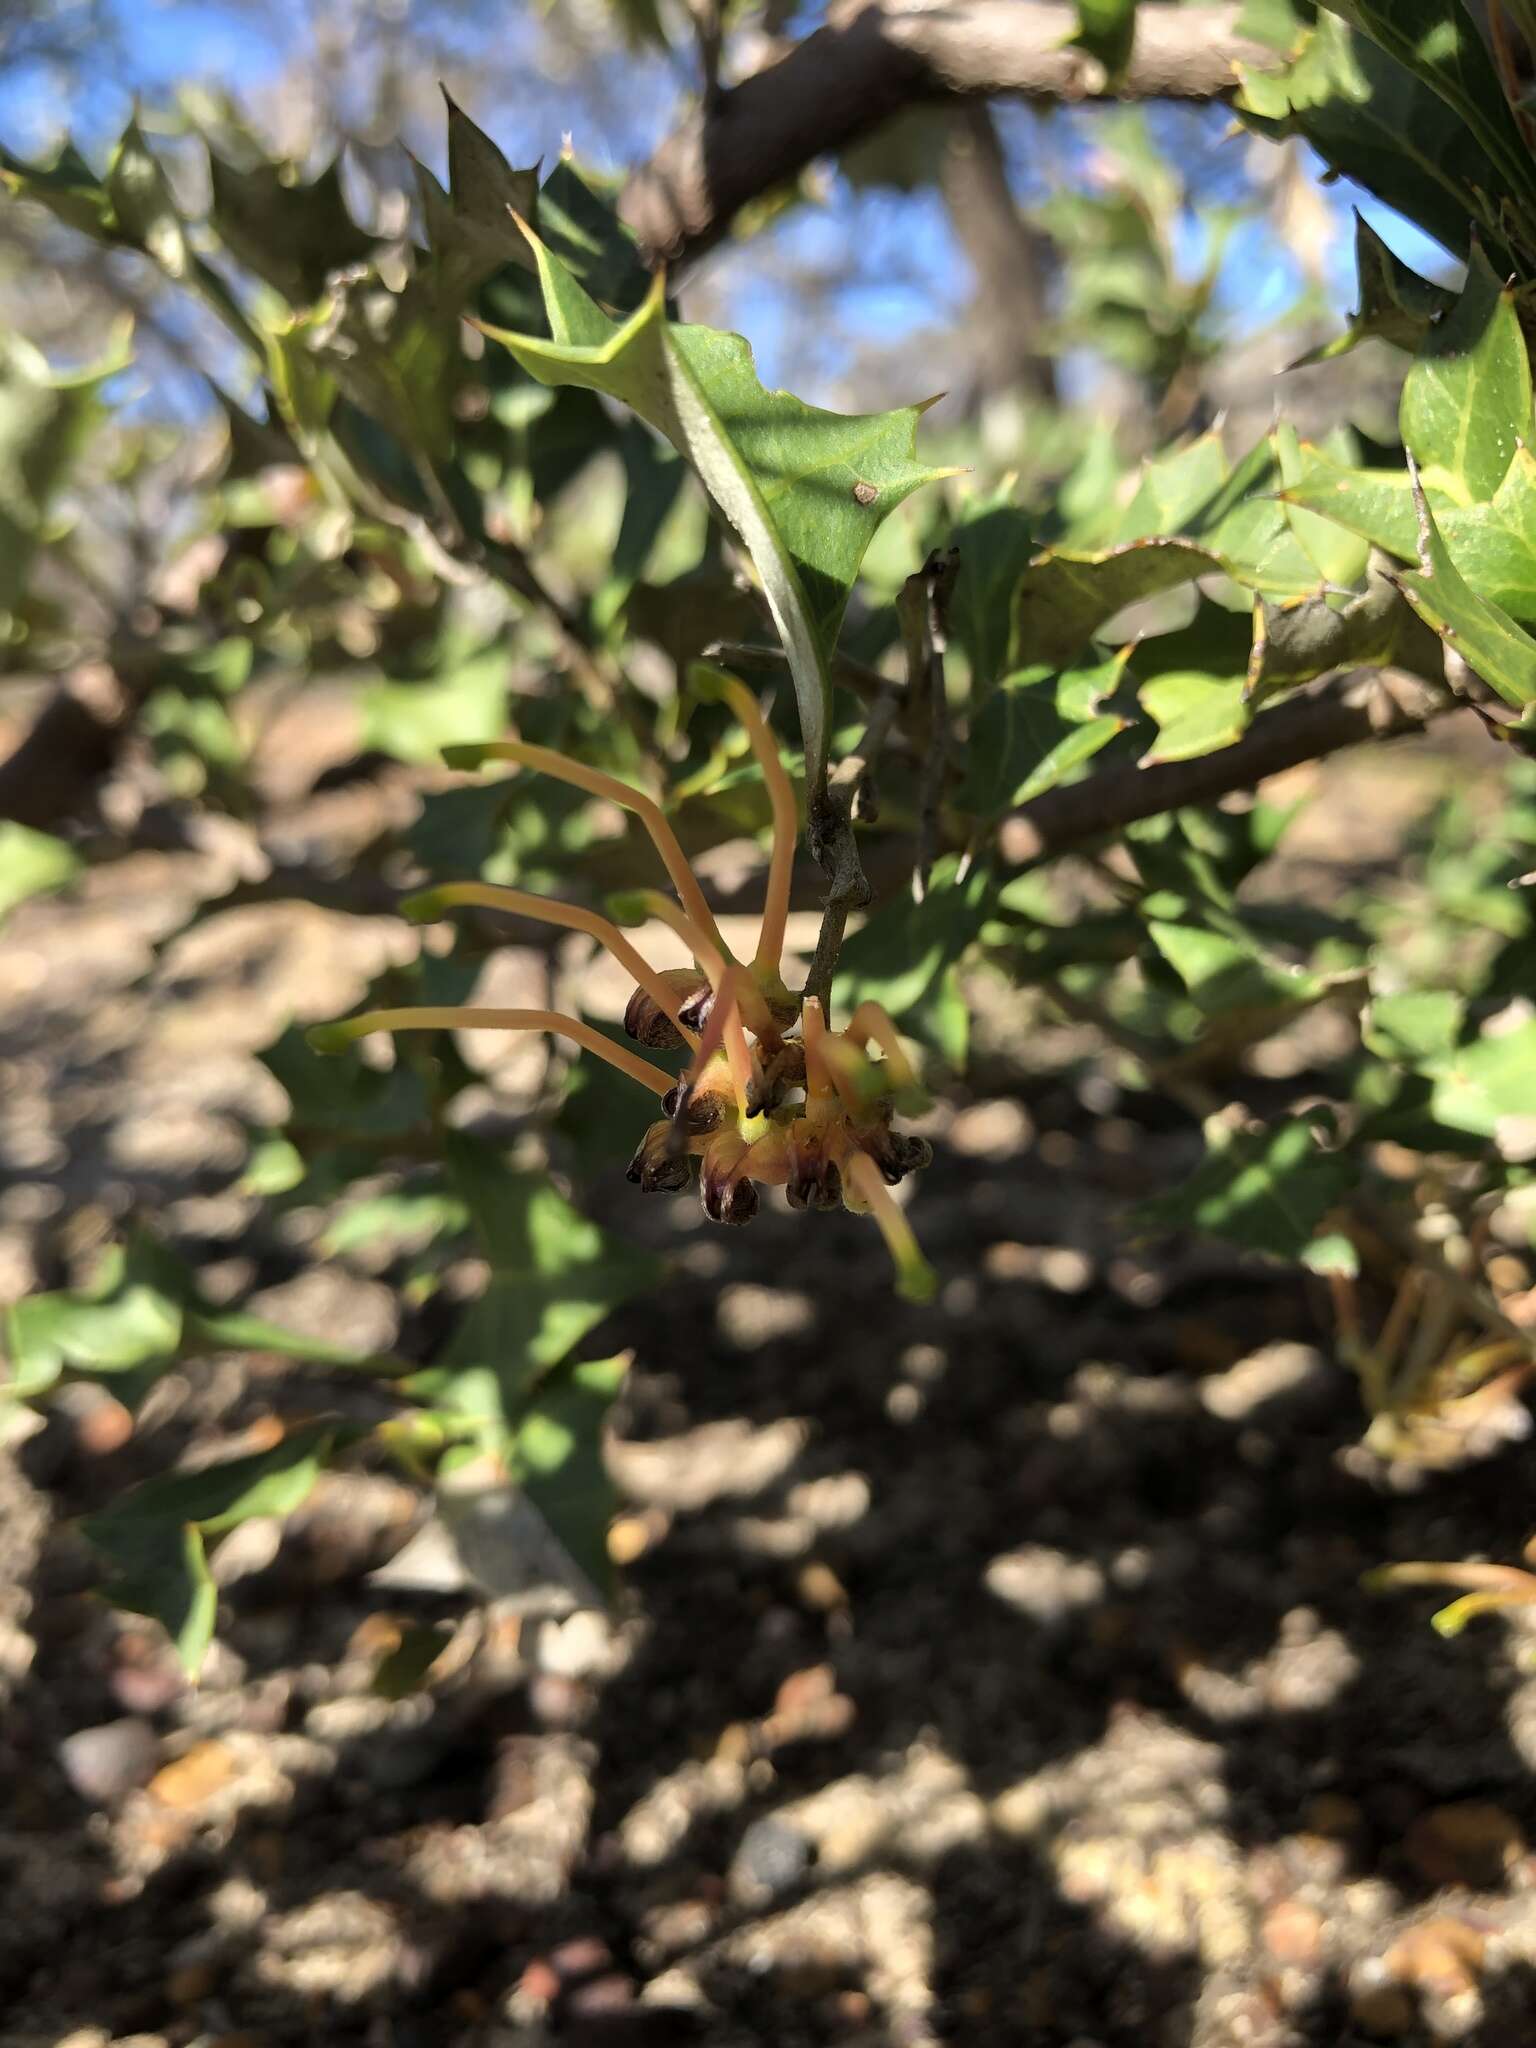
[703,1174,759,1226]
[624,987,682,1050]
[699,1134,759,1226]
[784,1120,842,1212]
[748,1040,807,1118]
[626,1120,693,1193]
[852,1121,933,1185]
[623,967,712,1049]
[663,1079,729,1134]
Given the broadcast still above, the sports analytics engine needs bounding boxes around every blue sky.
[0,0,1459,404]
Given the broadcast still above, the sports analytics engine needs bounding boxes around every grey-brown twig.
[899,547,959,900]
[622,1,1279,269]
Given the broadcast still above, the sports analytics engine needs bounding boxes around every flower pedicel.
[309,671,936,1301]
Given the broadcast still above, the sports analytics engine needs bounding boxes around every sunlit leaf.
[3,1230,399,1404]
[1014,537,1220,668]
[962,658,1130,815]
[106,117,189,277]
[1138,1118,1355,1261]
[1147,920,1324,1013]
[1399,247,1530,504]
[361,643,508,762]
[1320,1,1536,230]
[1425,1018,1536,1137]
[1390,463,1536,706]
[1138,670,1247,764]
[477,231,948,786]
[5,1242,182,1400]
[1237,11,1501,257]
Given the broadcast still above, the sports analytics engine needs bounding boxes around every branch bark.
[622,0,1280,267]
[999,667,1461,867]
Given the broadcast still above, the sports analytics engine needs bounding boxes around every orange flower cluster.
[311,673,935,1300]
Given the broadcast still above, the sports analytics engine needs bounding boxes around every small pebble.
[58,1719,160,1805]
[729,1815,814,1905]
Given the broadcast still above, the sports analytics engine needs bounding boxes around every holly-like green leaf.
[1138,670,1247,764]
[1147,920,1324,1014]
[1294,210,1457,364]
[106,117,189,278]
[1275,424,1374,585]
[413,93,540,306]
[1390,462,1536,706]
[320,1188,471,1259]
[0,135,114,238]
[0,127,250,351]
[1277,447,1425,561]
[1013,429,1364,671]
[208,151,375,307]
[403,1135,658,1430]
[1399,246,1530,504]
[962,656,1130,817]
[1320,1,1536,231]
[1138,1118,1355,1261]
[0,823,81,923]
[947,487,1040,700]
[1115,434,1229,541]
[5,1243,182,1400]
[261,951,480,1140]
[1423,1017,1536,1137]
[80,1423,339,1673]
[534,157,654,314]
[1280,443,1536,627]
[3,1230,398,1404]
[1015,537,1220,668]
[1237,12,1501,258]
[361,644,508,763]
[1365,988,1466,1061]
[477,233,949,786]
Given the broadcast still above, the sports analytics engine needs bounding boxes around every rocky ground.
[4,738,1536,2048]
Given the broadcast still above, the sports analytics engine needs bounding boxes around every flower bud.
[748,1040,807,1118]
[699,1132,759,1226]
[851,1118,933,1185]
[663,1053,736,1135]
[624,967,712,1049]
[626,1120,693,1193]
[784,1119,843,1212]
